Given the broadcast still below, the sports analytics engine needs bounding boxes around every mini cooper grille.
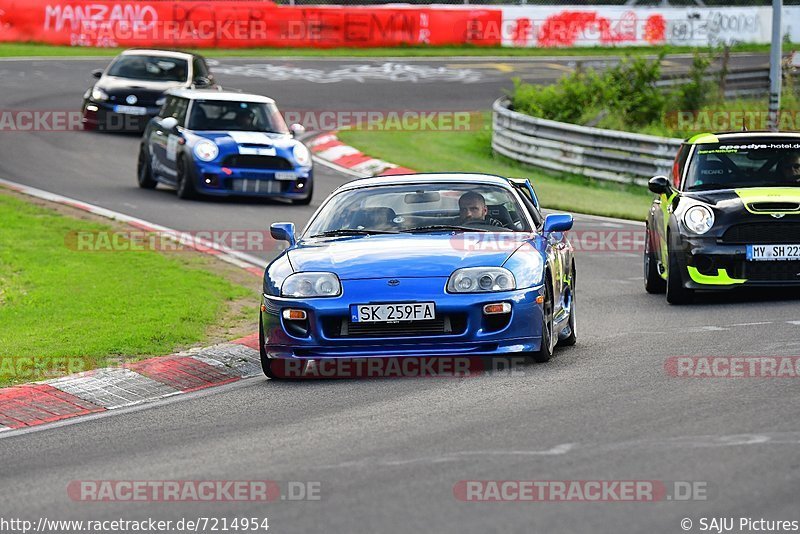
[223,155,293,170]
[721,223,800,244]
[743,261,800,282]
[323,315,467,338]
[228,179,284,194]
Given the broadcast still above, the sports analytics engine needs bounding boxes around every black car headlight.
[281,272,341,298]
[447,267,516,293]
[91,87,109,102]
[683,205,715,235]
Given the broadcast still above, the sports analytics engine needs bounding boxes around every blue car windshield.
[686,139,800,190]
[187,101,290,134]
[305,183,533,235]
[107,55,188,82]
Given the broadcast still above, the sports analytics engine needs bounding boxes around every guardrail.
[491,97,682,186]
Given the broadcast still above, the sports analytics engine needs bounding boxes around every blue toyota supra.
[259,173,576,379]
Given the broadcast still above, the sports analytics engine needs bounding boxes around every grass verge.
[0,42,772,59]
[0,188,256,387]
[337,122,652,221]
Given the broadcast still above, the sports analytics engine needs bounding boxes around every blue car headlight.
[446,267,516,293]
[293,144,311,167]
[194,140,219,162]
[282,272,341,298]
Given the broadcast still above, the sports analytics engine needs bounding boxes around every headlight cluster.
[293,144,311,167]
[194,140,219,162]
[91,87,109,102]
[683,205,715,234]
[282,272,341,298]
[447,267,516,293]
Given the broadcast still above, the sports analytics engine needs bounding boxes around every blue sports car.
[137,89,313,203]
[259,173,577,379]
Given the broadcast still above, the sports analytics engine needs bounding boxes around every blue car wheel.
[176,155,197,200]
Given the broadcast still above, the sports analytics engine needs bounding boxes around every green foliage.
[513,55,666,129]
[670,51,714,113]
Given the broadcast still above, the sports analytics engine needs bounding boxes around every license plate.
[274,172,296,181]
[747,244,800,261]
[113,105,147,116]
[351,302,435,323]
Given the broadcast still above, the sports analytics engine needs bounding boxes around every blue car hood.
[287,233,531,279]
[192,131,297,151]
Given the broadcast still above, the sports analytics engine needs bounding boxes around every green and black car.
[645,132,800,304]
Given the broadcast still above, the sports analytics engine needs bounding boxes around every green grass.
[337,123,652,220]
[0,191,250,386]
[0,42,772,58]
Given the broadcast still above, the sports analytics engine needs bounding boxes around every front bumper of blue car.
[261,277,545,360]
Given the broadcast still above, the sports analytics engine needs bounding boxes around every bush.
[512,55,665,129]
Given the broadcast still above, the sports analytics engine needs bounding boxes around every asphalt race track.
[2,54,800,533]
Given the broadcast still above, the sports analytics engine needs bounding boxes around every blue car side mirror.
[543,214,573,234]
[271,222,296,246]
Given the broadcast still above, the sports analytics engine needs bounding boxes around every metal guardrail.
[492,97,682,186]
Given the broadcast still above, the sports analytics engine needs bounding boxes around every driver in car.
[458,191,505,227]
[778,152,800,183]
[235,109,257,130]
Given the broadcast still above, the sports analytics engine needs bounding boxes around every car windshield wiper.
[309,229,399,238]
[402,225,489,233]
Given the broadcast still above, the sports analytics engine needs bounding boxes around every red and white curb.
[0,177,268,432]
[308,132,415,178]
[0,336,261,431]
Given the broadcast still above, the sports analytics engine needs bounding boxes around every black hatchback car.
[81,49,216,132]
[645,131,800,304]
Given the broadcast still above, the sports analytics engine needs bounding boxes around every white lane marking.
[319,444,576,469]
[729,322,773,327]
[315,433,800,471]
[787,321,800,325]
[687,326,730,332]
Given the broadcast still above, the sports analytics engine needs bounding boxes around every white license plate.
[274,172,296,181]
[113,105,147,116]
[747,244,800,261]
[351,302,436,323]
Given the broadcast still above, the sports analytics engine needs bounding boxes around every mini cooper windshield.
[305,183,533,236]
[187,100,290,134]
[107,55,189,82]
[687,139,800,191]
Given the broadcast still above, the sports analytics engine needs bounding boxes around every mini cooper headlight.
[683,205,715,235]
[293,143,311,167]
[194,140,219,162]
[447,267,516,293]
[91,87,109,102]
[282,272,341,298]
